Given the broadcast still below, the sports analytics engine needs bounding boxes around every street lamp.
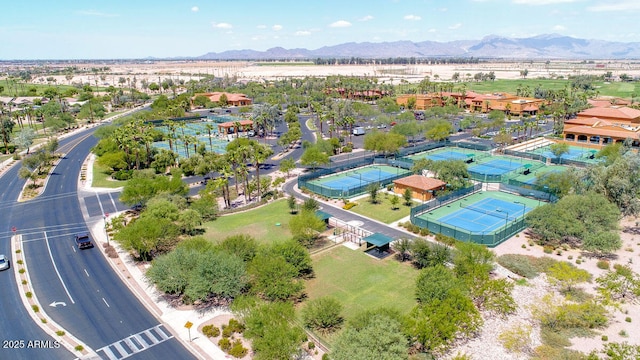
[104,213,110,246]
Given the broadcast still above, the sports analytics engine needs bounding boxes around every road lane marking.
[96,324,173,360]
[44,231,75,304]
[108,192,117,211]
[95,192,106,216]
[102,297,110,307]
[84,269,89,277]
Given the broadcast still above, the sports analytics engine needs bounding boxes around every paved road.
[2,127,195,359]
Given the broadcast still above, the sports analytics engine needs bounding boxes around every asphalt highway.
[1,128,194,360]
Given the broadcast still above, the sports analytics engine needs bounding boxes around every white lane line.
[133,334,148,348]
[44,231,75,304]
[84,269,90,277]
[95,191,105,216]
[113,342,129,357]
[123,337,140,352]
[102,297,110,308]
[108,192,117,212]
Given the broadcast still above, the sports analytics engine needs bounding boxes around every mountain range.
[198,34,640,60]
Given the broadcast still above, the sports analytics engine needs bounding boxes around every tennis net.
[345,172,371,183]
[460,202,517,221]
[481,161,520,171]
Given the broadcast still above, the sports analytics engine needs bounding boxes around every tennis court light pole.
[514,201,526,219]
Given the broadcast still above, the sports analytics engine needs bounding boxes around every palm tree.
[249,140,274,201]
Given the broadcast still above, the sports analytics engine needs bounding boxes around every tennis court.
[412,191,540,246]
[306,165,412,198]
[526,144,601,164]
[407,148,488,163]
[152,119,233,157]
[468,157,525,176]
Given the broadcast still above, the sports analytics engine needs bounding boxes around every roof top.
[578,106,640,120]
[393,175,446,190]
[363,233,394,247]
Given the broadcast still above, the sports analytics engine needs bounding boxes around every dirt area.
[445,216,640,359]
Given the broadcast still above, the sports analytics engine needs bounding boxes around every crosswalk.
[95,324,174,360]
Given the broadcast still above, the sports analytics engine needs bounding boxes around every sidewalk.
[83,155,229,360]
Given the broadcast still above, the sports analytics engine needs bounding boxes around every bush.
[419,228,430,236]
[32,305,39,312]
[227,318,245,334]
[112,169,133,180]
[202,324,220,338]
[497,254,539,279]
[625,317,632,323]
[221,325,234,338]
[55,330,65,336]
[342,202,357,210]
[601,335,608,341]
[308,341,315,350]
[543,246,554,254]
[596,260,610,270]
[218,337,232,351]
[228,340,248,358]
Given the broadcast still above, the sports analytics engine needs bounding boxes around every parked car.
[0,254,9,271]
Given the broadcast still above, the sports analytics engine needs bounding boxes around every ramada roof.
[218,119,253,128]
[565,117,613,127]
[393,175,446,191]
[578,106,640,120]
[195,92,250,102]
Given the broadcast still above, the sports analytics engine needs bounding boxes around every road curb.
[11,234,98,359]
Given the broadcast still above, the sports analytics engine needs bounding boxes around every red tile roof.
[578,106,640,120]
[393,175,446,190]
[565,125,640,139]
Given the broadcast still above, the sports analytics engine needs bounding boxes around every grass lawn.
[202,198,295,244]
[348,193,413,223]
[92,161,127,188]
[305,246,418,322]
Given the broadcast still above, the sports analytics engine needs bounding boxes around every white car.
[0,254,9,271]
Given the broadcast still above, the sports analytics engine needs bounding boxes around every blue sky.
[2,0,639,60]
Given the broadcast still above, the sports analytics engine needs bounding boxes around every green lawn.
[202,199,295,244]
[305,246,418,322]
[463,78,640,99]
[348,193,413,223]
[92,161,127,188]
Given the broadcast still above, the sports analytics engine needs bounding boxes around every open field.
[348,193,414,224]
[305,245,418,323]
[202,198,294,244]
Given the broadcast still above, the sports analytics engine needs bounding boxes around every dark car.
[75,233,94,250]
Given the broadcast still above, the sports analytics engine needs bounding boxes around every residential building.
[191,92,252,107]
[562,105,640,148]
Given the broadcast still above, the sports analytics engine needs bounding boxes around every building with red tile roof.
[397,91,545,115]
[562,105,640,148]
[392,175,446,202]
[191,92,252,107]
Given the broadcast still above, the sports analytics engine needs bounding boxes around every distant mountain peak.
[197,34,640,60]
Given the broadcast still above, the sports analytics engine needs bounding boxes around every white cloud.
[553,25,566,31]
[449,23,462,30]
[439,8,448,12]
[256,25,267,29]
[295,30,311,36]
[191,6,199,12]
[212,22,233,29]
[359,15,374,21]
[329,20,352,28]
[428,28,437,33]
[587,1,640,11]
[404,14,422,21]
[513,0,578,4]
[272,24,283,31]
[75,10,119,17]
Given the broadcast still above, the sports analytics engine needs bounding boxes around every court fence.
[503,148,592,168]
[298,163,409,199]
[410,182,549,247]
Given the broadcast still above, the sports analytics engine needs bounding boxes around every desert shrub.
[499,324,533,354]
[419,228,430,237]
[222,325,234,338]
[202,325,220,338]
[625,317,632,323]
[601,335,608,341]
[543,246,554,254]
[228,340,248,358]
[540,327,571,348]
[434,233,456,246]
[342,202,357,210]
[308,341,315,350]
[227,318,245,334]
[497,254,539,279]
[218,337,232,351]
[596,260,610,270]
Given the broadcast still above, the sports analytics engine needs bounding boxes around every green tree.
[367,182,380,204]
[300,145,330,169]
[270,239,313,278]
[279,157,296,178]
[389,194,400,210]
[596,264,640,305]
[403,188,413,206]
[332,309,408,360]
[415,265,463,304]
[287,195,297,214]
[248,254,304,301]
[301,297,343,333]
[549,142,570,164]
[218,234,258,263]
[14,127,36,154]
[391,238,412,262]
[289,209,326,247]
[1,118,15,153]
[236,300,306,360]
[410,238,450,269]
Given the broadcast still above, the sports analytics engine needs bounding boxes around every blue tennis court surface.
[469,159,522,175]
[437,197,531,233]
[535,146,592,160]
[316,166,408,191]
